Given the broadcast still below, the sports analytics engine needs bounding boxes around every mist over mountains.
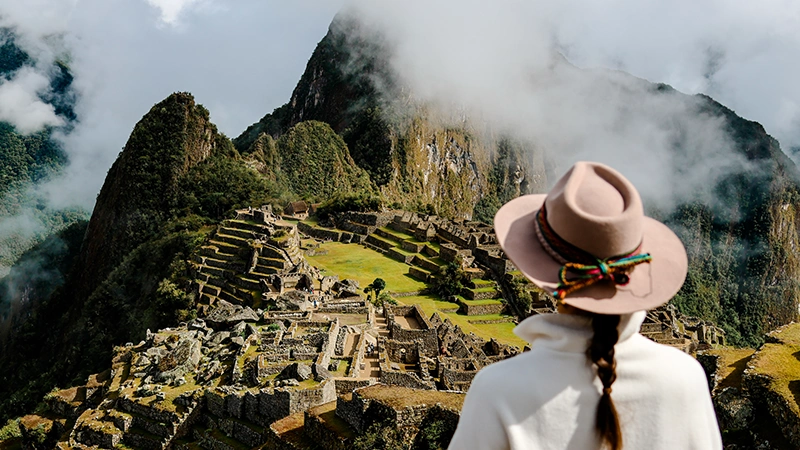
[0,29,85,276]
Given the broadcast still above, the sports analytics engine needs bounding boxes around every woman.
[448,162,722,449]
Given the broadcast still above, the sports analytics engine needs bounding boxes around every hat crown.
[544,162,643,260]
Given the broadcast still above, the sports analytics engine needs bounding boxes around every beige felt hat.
[494,161,687,314]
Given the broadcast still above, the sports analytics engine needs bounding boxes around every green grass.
[306,242,426,293]
[391,246,416,256]
[379,227,414,241]
[472,286,498,293]
[295,379,320,390]
[328,359,351,377]
[306,242,526,348]
[703,347,755,390]
[370,234,396,247]
[413,253,446,268]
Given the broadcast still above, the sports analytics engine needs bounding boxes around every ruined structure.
[10,206,727,448]
[300,209,724,352]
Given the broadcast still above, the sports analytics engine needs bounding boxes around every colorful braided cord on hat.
[535,205,653,300]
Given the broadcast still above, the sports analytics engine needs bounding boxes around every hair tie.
[603,386,613,395]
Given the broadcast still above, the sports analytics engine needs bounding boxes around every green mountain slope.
[0,29,84,275]
[0,93,272,421]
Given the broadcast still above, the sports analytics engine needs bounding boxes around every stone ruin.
[12,206,730,449]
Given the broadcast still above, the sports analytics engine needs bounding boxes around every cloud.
[144,0,206,26]
[343,0,794,208]
[0,67,64,134]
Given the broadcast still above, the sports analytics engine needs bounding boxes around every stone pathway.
[359,309,390,378]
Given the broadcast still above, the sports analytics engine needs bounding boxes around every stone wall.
[385,339,421,364]
[351,334,366,378]
[340,211,395,227]
[334,327,348,356]
[365,234,396,251]
[387,305,439,358]
[414,224,436,242]
[412,255,441,273]
[401,240,425,253]
[288,380,337,415]
[388,325,438,358]
[304,409,350,450]
[333,379,374,396]
[218,416,264,447]
[435,222,471,248]
[336,393,368,433]
[297,222,342,242]
[440,365,477,391]
[439,243,472,263]
[318,305,368,314]
[379,370,436,390]
[408,266,431,282]
[742,371,800,448]
[391,212,418,233]
[472,245,514,275]
[117,397,179,425]
[387,248,414,264]
[339,220,374,236]
[458,300,504,316]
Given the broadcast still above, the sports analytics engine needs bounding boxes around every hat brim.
[494,194,687,315]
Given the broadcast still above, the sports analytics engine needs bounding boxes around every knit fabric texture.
[448,312,722,450]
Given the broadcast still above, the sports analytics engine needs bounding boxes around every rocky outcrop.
[74,93,218,302]
[699,323,800,449]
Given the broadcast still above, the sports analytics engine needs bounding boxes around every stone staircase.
[193,218,303,308]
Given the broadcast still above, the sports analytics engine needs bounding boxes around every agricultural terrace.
[306,241,526,348]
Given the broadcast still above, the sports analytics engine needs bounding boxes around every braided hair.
[587,314,622,450]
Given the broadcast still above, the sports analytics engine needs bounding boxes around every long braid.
[587,314,622,450]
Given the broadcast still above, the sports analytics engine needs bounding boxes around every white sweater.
[448,311,722,450]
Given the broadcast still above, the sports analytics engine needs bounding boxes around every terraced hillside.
[302,211,525,348]
[699,323,800,449]
[194,214,304,310]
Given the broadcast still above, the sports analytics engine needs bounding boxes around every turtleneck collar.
[513,310,647,353]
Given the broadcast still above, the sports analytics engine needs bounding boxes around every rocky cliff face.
[235,16,544,220]
[667,97,800,347]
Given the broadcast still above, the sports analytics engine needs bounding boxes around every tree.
[372,278,386,298]
[365,278,387,302]
[431,262,469,299]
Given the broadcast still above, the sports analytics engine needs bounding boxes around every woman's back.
[450,161,723,449]
[448,312,721,450]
